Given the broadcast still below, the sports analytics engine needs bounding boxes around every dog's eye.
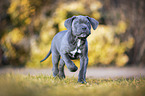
[86,22,90,26]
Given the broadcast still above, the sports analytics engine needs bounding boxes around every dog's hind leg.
[52,53,60,77]
[59,59,65,78]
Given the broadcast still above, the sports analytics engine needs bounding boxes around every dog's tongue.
[80,33,87,37]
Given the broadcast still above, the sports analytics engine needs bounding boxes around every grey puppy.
[40,15,99,83]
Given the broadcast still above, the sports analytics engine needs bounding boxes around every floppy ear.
[86,16,99,30]
[64,16,76,30]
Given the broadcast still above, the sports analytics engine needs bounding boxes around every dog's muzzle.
[78,33,89,39]
[80,33,87,37]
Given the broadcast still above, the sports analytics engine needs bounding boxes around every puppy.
[41,15,99,83]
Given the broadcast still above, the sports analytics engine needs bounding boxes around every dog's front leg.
[83,57,88,82]
[78,56,88,83]
[61,53,78,72]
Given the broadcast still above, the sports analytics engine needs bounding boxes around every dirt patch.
[0,67,145,79]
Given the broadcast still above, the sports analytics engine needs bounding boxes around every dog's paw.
[53,70,59,77]
[78,80,87,84]
[59,74,65,79]
[69,65,78,72]
[68,62,78,72]
[78,79,87,84]
[78,81,84,84]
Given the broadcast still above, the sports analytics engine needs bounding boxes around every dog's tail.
[40,50,51,62]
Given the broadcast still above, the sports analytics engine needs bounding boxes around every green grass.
[0,74,145,96]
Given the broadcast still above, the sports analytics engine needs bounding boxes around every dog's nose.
[82,26,87,30]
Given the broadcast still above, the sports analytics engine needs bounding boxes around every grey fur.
[40,15,99,83]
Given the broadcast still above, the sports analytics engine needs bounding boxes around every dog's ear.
[64,16,76,30]
[86,16,99,30]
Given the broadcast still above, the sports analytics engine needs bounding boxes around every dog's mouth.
[77,33,89,39]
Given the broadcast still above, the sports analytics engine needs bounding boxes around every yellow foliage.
[8,0,33,25]
[115,54,129,66]
[25,18,31,25]
[66,2,85,12]
[5,42,16,58]
[87,24,134,66]
[90,1,102,11]
[91,11,101,20]
[5,0,135,67]
[115,20,127,34]
[8,0,18,14]
[8,28,24,44]
[126,37,135,49]
[1,34,17,58]
[40,28,56,44]
[58,20,67,31]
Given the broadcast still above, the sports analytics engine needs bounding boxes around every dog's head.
[64,15,99,39]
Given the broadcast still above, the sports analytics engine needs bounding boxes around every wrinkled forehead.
[73,16,89,23]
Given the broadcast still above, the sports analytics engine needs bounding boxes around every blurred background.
[0,0,145,68]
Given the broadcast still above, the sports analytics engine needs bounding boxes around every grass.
[0,73,145,96]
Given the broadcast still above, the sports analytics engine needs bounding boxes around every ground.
[0,67,145,79]
[0,67,145,96]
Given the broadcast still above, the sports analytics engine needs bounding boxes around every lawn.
[0,73,145,96]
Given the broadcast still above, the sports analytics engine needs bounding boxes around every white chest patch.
[77,39,81,47]
[70,39,81,57]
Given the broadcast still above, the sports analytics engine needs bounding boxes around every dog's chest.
[69,39,82,58]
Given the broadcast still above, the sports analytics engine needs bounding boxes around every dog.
[40,15,99,83]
